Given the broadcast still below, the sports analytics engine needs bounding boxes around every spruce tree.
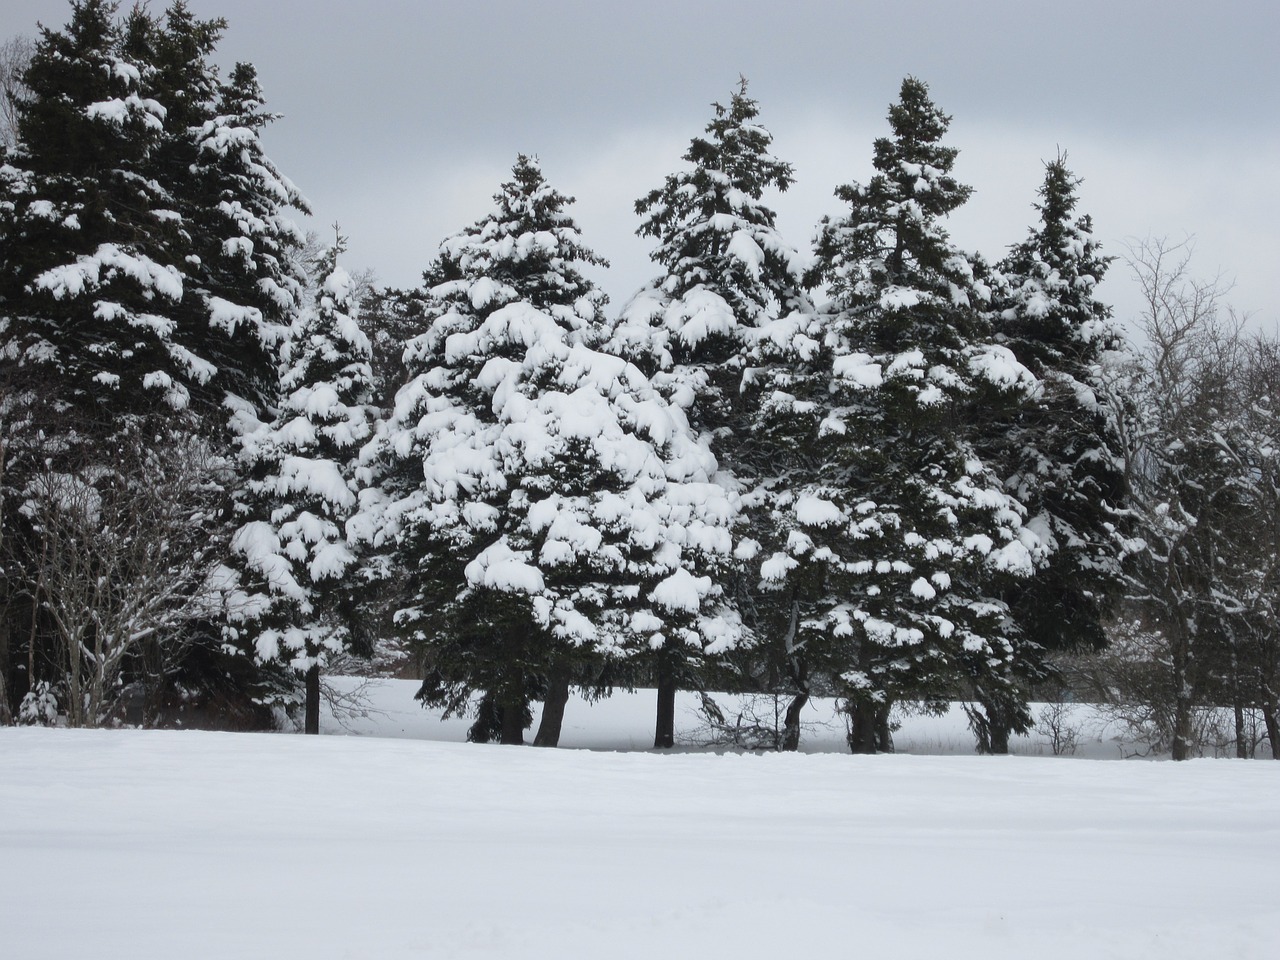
[223,242,375,733]
[0,1,194,718]
[795,77,1043,752]
[180,58,309,422]
[0,1,310,725]
[617,78,810,745]
[0,0,306,438]
[361,156,741,745]
[0,0,191,424]
[992,155,1130,653]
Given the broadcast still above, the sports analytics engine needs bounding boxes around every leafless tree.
[1117,236,1277,759]
[0,34,33,152]
[20,432,233,726]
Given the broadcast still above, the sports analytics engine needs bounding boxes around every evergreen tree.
[0,1,193,719]
[0,1,312,725]
[616,78,810,745]
[619,77,809,425]
[180,58,309,422]
[790,77,1043,752]
[986,155,1132,744]
[361,156,741,745]
[0,0,191,424]
[734,292,835,749]
[223,242,375,733]
[0,1,306,431]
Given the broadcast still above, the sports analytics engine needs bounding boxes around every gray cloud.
[3,0,1276,328]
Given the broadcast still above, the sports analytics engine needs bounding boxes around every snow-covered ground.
[3,684,1277,959]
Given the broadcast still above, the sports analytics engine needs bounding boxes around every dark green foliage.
[780,77,1040,751]
[992,155,1130,656]
[221,242,375,730]
[0,1,307,726]
[366,156,741,745]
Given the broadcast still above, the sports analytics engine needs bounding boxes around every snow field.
[3,700,1277,959]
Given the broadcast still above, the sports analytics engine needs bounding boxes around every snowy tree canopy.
[223,241,375,686]
[615,78,812,440]
[757,77,1046,747]
[360,155,742,741]
[990,154,1133,654]
[0,0,307,433]
[0,0,190,416]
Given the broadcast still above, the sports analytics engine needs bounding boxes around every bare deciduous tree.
[1117,237,1278,759]
[21,432,232,726]
[0,34,33,152]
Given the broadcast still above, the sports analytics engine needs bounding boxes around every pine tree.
[988,155,1132,739]
[616,78,810,745]
[735,289,834,749]
[0,1,194,720]
[0,0,191,425]
[793,77,1043,752]
[180,58,309,422]
[223,242,375,733]
[361,156,741,745]
[0,2,310,726]
[620,77,809,421]
[0,0,306,442]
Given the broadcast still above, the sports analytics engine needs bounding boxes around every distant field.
[315,676,1262,760]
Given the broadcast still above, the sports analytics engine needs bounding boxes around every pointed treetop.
[810,76,980,309]
[424,153,607,333]
[628,77,808,343]
[1036,151,1080,228]
[681,76,795,202]
[871,75,972,220]
[996,151,1115,363]
[1021,150,1106,278]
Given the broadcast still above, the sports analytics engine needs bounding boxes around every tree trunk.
[875,704,893,753]
[974,699,1012,755]
[499,676,526,745]
[847,701,877,754]
[1171,699,1193,760]
[781,692,808,752]
[304,662,320,735]
[1261,702,1280,760]
[1230,640,1247,758]
[780,600,807,752]
[1168,618,1194,761]
[0,616,11,725]
[989,724,1011,755]
[654,657,676,749]
[533,662,570,748]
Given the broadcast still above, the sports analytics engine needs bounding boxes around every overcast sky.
[3,0,1277,333]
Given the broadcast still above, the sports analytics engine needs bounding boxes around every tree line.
[1,1,1276,759]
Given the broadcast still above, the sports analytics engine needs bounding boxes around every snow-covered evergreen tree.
[180,57,309,422]
[0,1,313,726]
[223,242,375,733]
[360,156,741,745]
[615,79,810,745]
[734,297,836,749]
[0,0,192,423]
[618,77,810,429]
[787,77,1043,751]
[0,2,305,430]
[988,155,1132,726]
